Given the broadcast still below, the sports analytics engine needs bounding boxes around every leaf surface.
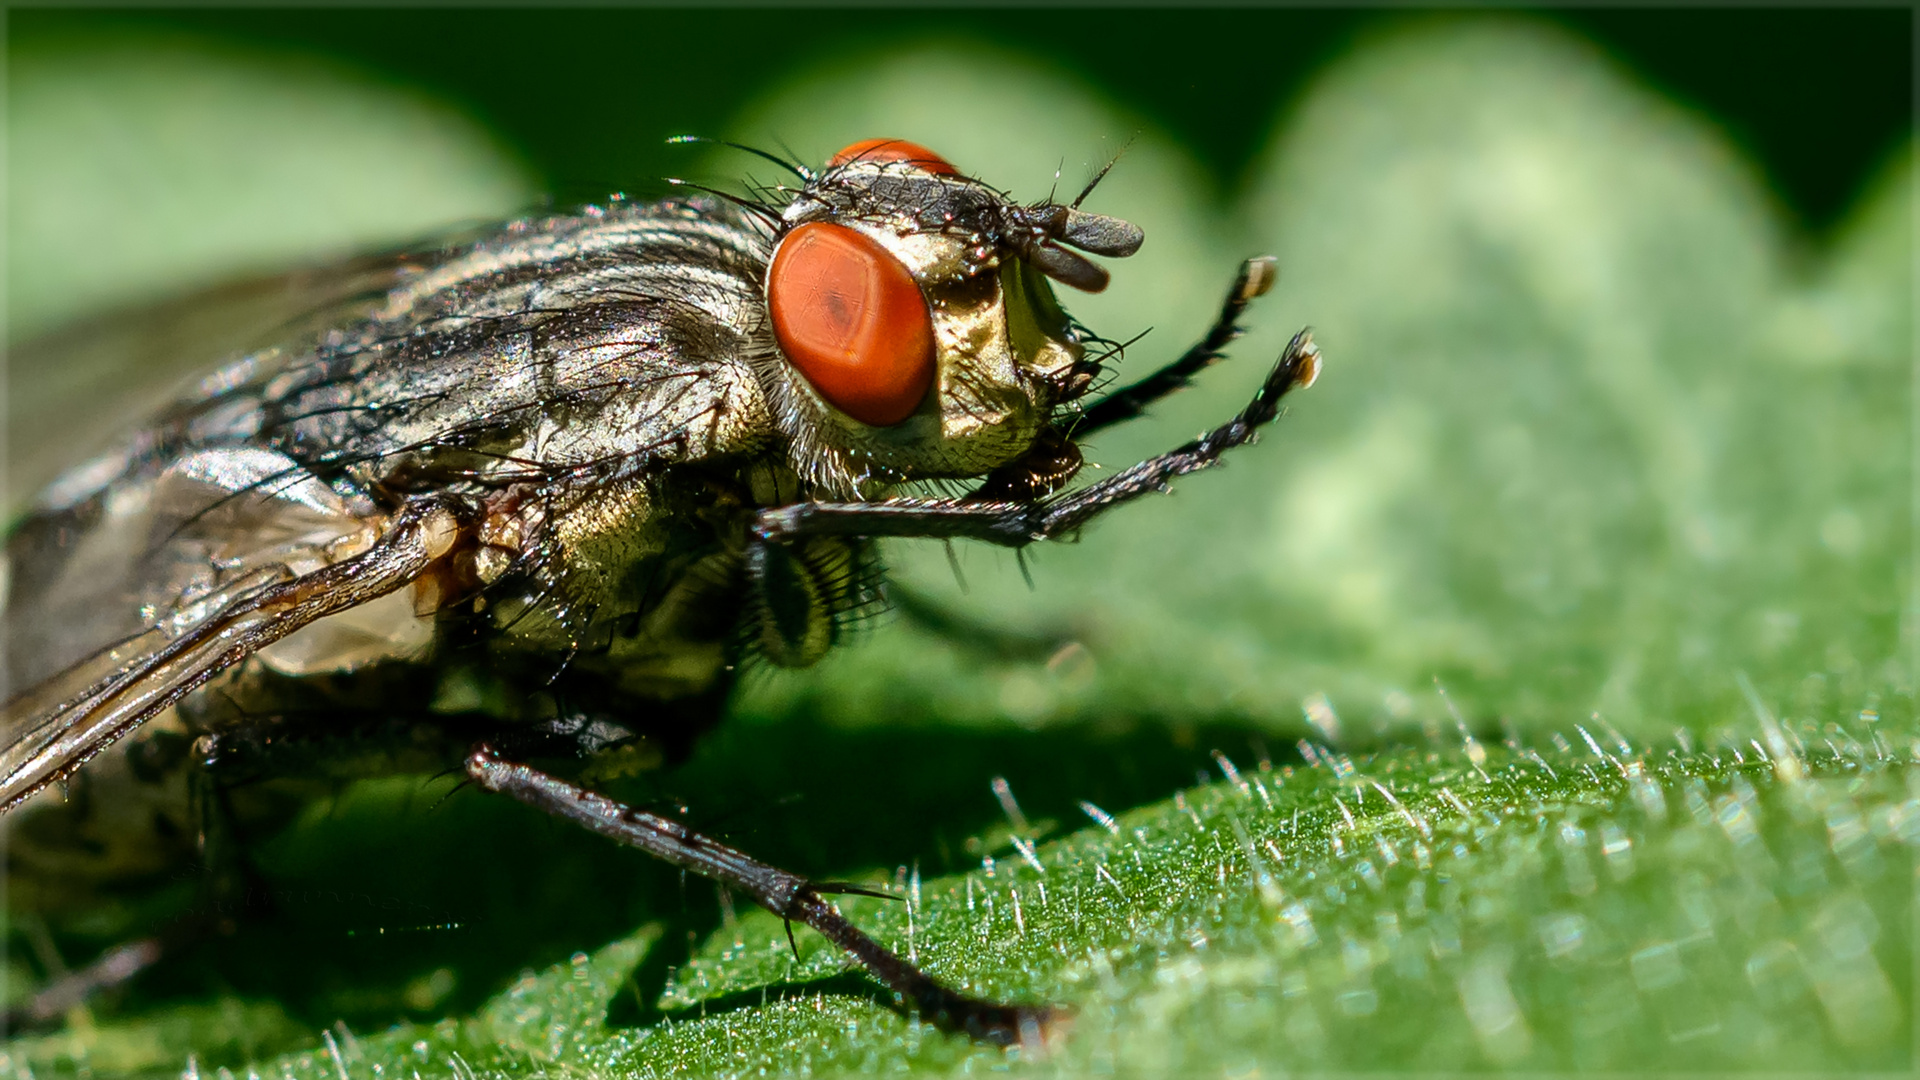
[3,16,1911,1079]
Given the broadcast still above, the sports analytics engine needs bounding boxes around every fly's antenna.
[667,135,814,182]
[1071,135,1136,209]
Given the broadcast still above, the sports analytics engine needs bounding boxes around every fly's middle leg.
[464,746,1055,1048]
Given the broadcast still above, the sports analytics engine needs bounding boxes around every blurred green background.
[4,8,1915,1077]
[9,8,1910,340]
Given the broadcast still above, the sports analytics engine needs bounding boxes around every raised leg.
[1072,256,1278,437]
[754,327,1319,549]
[464,747,1053,1047]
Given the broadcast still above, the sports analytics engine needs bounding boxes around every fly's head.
[758,139,1142,496]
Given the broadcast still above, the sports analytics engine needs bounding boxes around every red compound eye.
[767,222,936,427]
[826,138,959,176]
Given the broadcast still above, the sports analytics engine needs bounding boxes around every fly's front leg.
[754,328,1320,549]
[464,747,1053,1048]
[1071,256,1279,437]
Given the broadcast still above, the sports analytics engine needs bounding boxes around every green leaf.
[12,745,1918,1075]
[4,16,1911,1079]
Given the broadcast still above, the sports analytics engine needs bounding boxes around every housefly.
[1,137,1320,1046]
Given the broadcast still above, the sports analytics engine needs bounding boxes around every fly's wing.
[7,275,461,811]
[4,246,434,692]
[0,493,452,810]
[7,254,414,520]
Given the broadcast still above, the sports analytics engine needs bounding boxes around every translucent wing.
[0,497,451,809]
[7,254,413,519]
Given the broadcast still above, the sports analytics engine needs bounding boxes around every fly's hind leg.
[464,746,1055,1048]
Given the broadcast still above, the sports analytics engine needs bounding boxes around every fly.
[1,137,1320,1046]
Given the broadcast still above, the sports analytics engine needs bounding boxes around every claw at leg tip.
[1294,338,1322,390]
[1239,256,1279,300]
[1297,354,1322,390]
